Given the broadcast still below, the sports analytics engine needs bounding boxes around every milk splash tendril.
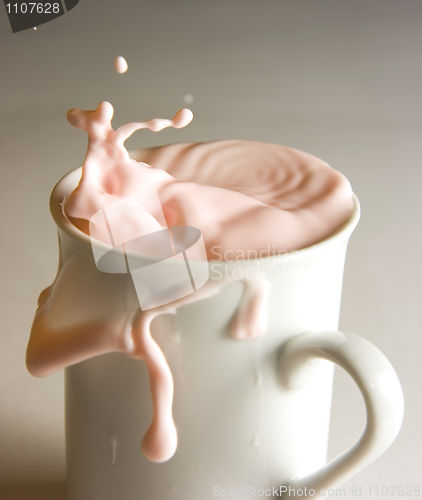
[26,102,354,464]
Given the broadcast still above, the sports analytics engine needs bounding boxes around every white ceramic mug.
[36,160,403,500]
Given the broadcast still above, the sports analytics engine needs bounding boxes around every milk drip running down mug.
[27,106,404,500]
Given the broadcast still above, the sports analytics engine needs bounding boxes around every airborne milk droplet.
[252,432,261,453]
[109,430,118,465]
[254,369,263,386]
[115,56,128,74]
[184,94,194,104]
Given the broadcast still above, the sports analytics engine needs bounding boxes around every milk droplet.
[252,432,261,453]
[167,330,181,344]
[184,94,194,104]
[254,369,263,386]
[171,108,193,129]
[109,430,118,465]
[231,278,270,340]
[115,56,128,74]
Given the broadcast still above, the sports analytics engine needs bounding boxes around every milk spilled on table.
[26,102,353,463]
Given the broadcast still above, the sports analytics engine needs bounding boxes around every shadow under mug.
[43,166,404,500]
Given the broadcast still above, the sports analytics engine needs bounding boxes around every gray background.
[0,1,421,498]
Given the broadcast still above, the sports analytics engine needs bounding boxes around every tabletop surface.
[0,1,421,499]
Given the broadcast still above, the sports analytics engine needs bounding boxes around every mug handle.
[279,330,404,498]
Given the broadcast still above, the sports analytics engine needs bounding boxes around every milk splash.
[26,103,270,464]
[65,102,209,311]
[26,101,354,464]
[64,101,193,231]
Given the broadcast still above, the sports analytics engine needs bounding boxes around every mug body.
[50,163,360,500]
[52,170,359,499]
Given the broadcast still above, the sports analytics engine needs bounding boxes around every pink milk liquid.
[26,102,354,463]
[64,102,353,260]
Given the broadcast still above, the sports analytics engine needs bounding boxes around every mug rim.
[50,164,360,265]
